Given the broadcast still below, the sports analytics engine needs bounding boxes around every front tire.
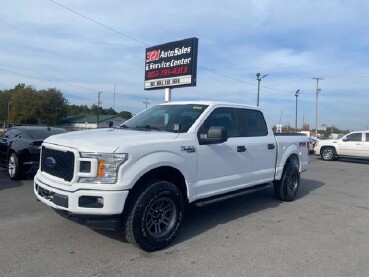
[8,153,21,180]
[320,147,337,161]
[274,162,300,202]
[123,180,184,252]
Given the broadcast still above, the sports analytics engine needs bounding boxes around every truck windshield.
[121,104,208,133]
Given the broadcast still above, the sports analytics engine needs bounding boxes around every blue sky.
[1,0,369,130]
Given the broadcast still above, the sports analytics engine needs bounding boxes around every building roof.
[63,115,121,123]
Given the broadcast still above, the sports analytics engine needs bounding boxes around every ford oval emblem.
[45,157,57,169]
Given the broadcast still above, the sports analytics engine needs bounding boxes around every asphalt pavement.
[1,155,369,277]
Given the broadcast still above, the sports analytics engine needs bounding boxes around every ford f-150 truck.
[34,101,309,251]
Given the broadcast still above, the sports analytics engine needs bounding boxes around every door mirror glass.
[199,126,228,145]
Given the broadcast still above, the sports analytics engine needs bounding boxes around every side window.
[239,109,268,137]
[366,133,369,142]
[200,108,239,137]
[346,133,362,142]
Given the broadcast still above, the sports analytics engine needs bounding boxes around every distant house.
[63,115,126,129]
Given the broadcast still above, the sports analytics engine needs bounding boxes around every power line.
[320,94,369,107]
[48,0,299,95]
[0,68,98,92]
[49,0,149,46]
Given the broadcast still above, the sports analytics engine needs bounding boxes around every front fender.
[119,151,196,200]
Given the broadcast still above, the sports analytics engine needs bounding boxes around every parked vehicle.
[34,101,309,251]
[0,126,67,179]
[314,130,369,160]
[308,137,317,153]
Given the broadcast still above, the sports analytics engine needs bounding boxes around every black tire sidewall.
[130,181,184,251]
[282,165,300,202]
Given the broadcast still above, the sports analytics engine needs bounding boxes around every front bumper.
[34,176,129,216]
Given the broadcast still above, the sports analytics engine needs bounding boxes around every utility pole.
[97,91,103,128]
[295,89,300,131]
[256,73,268,106]
[313,77,324,137]
[113,82,116,111]
[143,98,150,109]
[7,101,12,128]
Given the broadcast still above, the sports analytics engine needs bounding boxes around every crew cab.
[34,101,309,251]
[314,130,369,160]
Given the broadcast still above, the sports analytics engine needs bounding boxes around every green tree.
[11,84,39,124]
[0,89,12,123]
[105,107,118,115]
[119,111,133,119]
[66,104,90,115]
[38,88,69,125]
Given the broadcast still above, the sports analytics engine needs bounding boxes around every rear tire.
[123,180,184,252]
[274,162,300,202]
[320,147,337,161]
[8,153,21,180]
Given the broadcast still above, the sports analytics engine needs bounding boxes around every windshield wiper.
[120,124,133,129]
[134,125,165,131]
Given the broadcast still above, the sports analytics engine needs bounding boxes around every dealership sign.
[144,37,198,90]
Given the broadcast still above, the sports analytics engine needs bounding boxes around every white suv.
[314,131,369,161]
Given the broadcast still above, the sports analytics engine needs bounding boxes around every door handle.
[237,146,246,152]
[268,144,275,149]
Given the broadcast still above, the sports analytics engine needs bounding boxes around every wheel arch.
[129,166,188,204]
[320,145,337,154]
[275,145,301,181]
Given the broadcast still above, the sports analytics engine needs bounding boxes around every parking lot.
[1,155,369,277]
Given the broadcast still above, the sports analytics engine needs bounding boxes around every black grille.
[41,147,75,182]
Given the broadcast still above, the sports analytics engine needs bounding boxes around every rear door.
[237,108,277,183]
[363,133,369,157]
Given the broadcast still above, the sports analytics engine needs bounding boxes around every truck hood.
[44,128,179,153]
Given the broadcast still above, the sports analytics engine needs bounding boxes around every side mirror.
[199,126,228,145]
[342,137,348,142]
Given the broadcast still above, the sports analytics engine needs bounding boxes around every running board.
[193,183,271,207]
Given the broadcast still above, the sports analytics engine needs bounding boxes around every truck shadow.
[0,168,23,190]
[174,178,324,246]
[337,157,369,165]
[94,178,324,248]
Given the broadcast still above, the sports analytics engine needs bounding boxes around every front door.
[338,132,364,156]
[196,107,247,199]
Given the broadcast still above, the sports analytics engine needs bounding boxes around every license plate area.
[38,186,69,208]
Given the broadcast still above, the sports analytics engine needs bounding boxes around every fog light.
[79,196,104,208]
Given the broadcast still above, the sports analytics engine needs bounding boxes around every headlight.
[78,153,128,184]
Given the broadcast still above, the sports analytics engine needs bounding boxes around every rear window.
[27,129,66,140]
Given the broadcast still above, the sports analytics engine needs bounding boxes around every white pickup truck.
[34,101,309,251]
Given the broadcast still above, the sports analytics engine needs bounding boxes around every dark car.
[0,126,67,179]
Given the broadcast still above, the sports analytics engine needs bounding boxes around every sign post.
[144,37,199,101]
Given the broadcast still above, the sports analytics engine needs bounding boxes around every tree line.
[0,84,132,126]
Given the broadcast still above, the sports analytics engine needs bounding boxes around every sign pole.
[164,88,172,102]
